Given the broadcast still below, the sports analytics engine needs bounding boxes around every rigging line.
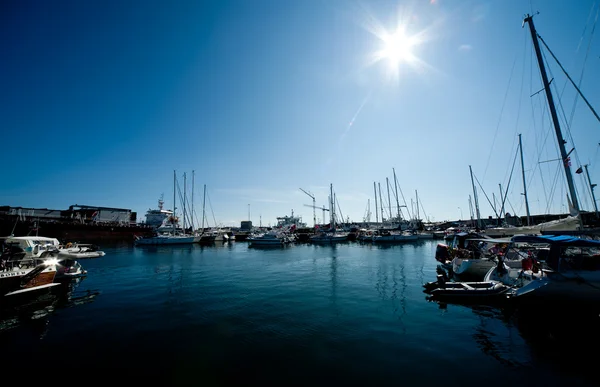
[576,2,597,53]
[545,164,562,214]
[546,58,588,209]
[538,50,567,207]
[483,36,521,182]
[499,145,520,219]
[503,35,528,191]
[419,199,430,223]
[592,143,600,171]
[395,179,411,220]
[473,173,500,219]
[388,179,404,219]
[537,33,600,125]
[504,197,519,222]
[569,4,598,129]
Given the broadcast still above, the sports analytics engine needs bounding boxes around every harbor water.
[0,239,597,386]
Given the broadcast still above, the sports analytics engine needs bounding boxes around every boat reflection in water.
[0,277,99,336]
[427,295,600,384]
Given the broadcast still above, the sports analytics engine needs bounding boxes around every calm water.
[0,240,597,386]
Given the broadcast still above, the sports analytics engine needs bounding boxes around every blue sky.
[1,0,599,227]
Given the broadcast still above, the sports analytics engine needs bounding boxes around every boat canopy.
[464,237,512,244]
[511,235,600,247]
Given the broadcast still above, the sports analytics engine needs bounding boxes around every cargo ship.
[0,204,155,243]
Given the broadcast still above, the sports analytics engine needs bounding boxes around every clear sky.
[2,0,599,227]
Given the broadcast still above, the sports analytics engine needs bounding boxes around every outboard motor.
[435,243,450,263]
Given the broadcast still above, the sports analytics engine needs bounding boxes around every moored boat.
[0,242,60,296]
[423,275,511,301]
[248,231,293,247]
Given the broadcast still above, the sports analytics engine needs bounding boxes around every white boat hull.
[58,250,105,259]
[373,234,419,243]
[452,258,496,278]
[484,215,581,237]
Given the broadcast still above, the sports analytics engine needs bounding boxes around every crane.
[303,204,329,227]
[299,188,316,227]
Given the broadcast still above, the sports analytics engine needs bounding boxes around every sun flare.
[377,29,418,67]
[361,6,433,83]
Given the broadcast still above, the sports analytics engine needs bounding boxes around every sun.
[360,7,432,83]
[376,28,418,67]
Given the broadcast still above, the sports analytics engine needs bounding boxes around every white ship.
[144,195,173,229]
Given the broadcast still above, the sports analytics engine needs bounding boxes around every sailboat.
[484,138,581,237]
[483,14,600,302]
[481,92,582,238]
[135,171,197,245]
[309,184,349,244]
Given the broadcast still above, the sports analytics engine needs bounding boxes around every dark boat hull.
[0,215,154,243]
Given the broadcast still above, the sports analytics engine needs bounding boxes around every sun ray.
[357,2,437,83]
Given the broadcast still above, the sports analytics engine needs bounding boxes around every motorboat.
[248,231,293,247]
[309,231,348,244]
[58,243,105,259]
[1,236,94,281]
[450,237,521,280]
[134,232,197,245]
[484,235,600,302]
[0,241,60,296]
[372,230,419,243]
[423,274,511,301]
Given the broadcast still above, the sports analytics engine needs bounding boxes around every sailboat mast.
[202,184,206,231]
[518,134,531,225]
[373,182,379,224]
[183,172,187,232]
[469,165,481,229]
[191,170,195,231]
[498,184,504,225]
[393,168,401,220]
[524,14,580,214]
[330,184,334,228]
[584,164,599,218]
[386,178,392,222]
[415,190,419,221]
[378,182,384,223]
[173,170,176,235]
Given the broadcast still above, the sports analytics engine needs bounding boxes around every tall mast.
[330,184,334,228]
[518,134,531,225]
[468,195,474,223]
[373,182,379,224]
[183,172,187,232]
[173,170,176,235]
[498,184,504,225]
[386,177,392,221]
[524,14,580,214]
[469,165,481,229]
[584,164,599,218]
[378,182,384,223]
[415,190,419,220]
[191,170,195,231]
[202,184,206,231]
[393,168,401,220]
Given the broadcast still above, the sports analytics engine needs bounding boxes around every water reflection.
[428,296,600,383]
[329,247,339,315]
[135,244,198,255]
[0,277,99,336]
